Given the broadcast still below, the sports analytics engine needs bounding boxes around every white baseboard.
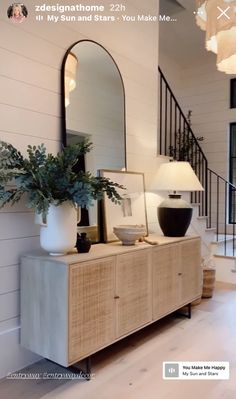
[0,326,41,379]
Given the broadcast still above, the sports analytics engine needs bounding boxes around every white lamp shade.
[155,162,204,192]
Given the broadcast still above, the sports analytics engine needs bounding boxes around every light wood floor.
[1,282,236,399]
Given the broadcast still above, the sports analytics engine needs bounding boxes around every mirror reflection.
[63,40,126,242]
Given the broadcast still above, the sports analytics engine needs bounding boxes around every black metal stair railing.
[159,66,208,217]
[207,168,236,256]
[158,66,236,256]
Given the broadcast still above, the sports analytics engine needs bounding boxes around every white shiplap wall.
[176,62,236,179]
[176,63,236,235]
[0,0,159,377]
[159,51,236,235]
[160,53,236,179]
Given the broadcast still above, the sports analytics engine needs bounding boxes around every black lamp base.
[158,194,193,237]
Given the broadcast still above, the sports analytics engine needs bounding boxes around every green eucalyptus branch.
[0,139,124,215]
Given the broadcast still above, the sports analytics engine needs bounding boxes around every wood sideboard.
[20,235,201,367]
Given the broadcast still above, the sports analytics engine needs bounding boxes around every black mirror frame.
[61,40,127,243]
[61,39,127,162]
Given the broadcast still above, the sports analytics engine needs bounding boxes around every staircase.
[158,67,236,274]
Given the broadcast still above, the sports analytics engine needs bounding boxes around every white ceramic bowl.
[113,225,147,245]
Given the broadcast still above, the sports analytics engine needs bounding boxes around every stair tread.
[211,234,236,244]
[214,253,236,260]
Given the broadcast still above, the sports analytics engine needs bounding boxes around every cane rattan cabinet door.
[69,256,115,364]
[115,248,152,338]
[152,244,181,320]
[20,236,201,368]
[180,238,202,304]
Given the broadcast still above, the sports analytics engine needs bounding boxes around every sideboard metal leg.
[176,303,192,319]
[85,356,92,380]
[188,303,192,319]
[45,356,92,381]
[69,356,92,380]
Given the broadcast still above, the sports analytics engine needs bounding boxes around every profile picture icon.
[7,3,28,23]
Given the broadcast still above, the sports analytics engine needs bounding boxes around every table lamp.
[155,161,204,237]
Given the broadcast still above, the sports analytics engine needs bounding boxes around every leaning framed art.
[99,170,148,242]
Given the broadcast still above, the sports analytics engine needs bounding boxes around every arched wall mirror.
[61,40,126,243]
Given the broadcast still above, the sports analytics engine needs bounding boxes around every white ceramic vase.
[35,202,78,256]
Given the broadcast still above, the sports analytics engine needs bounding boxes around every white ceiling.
[159,0,215,67]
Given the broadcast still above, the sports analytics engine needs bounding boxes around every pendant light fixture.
[195,0,236,74]
[64,52,78,107]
